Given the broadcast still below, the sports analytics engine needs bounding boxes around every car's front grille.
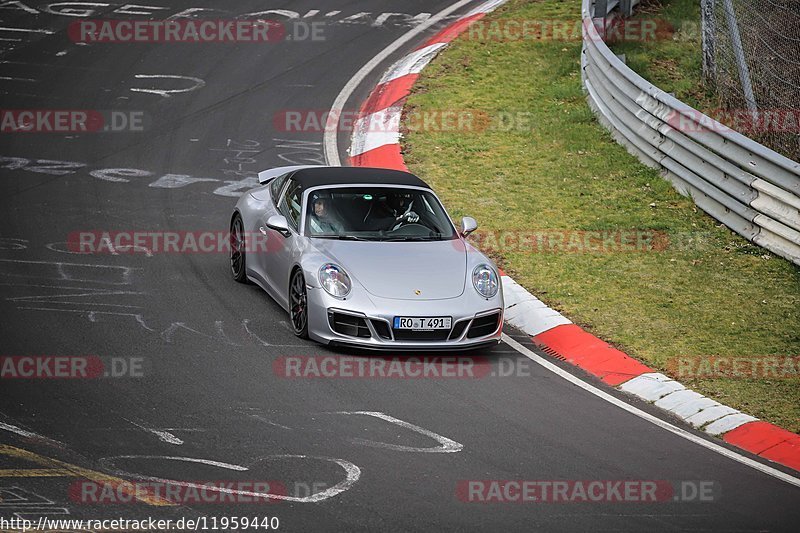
[392,328,451,341]
[467,313,501,338]
[329,312,371,338]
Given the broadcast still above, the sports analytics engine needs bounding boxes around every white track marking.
[99,455,360,503]
[377,43,447,84]
[333,411,463,453]
[350,106,403,157]
[0,421,41,439]
[0,421,63,446]
[101,455,247,471]
[323,0,479,166]
[124,419,184,446]
[130,74,205,98]
[501,334,800,488]
[0,27,53,34]
[247,414,292,430]
[0,259,137,286]
[465,0,507,15]
[0,259,130,268]
[8,290,141,304]
[242,318,273,346]
[45,242,90,254]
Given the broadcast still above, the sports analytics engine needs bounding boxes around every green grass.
[403,0,800,432]
[610,0,718,111]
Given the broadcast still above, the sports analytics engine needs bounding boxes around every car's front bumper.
[305,286,503,351]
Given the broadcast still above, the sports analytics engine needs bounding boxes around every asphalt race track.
[0,1,798,531]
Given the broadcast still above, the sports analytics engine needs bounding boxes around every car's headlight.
[472,264,499,299]
[319,263,351,298]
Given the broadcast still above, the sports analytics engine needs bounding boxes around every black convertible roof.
[289,166,431,190]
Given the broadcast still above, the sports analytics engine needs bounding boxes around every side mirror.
[266,214,292,238]
[461,216,478,237]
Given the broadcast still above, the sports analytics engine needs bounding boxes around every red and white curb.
[346,0,800,473]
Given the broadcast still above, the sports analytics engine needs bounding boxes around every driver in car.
[370,193,420,231]
[308,196,343,234]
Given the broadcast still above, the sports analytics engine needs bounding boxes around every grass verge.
[609,0,717,111]
[403,0,800,432]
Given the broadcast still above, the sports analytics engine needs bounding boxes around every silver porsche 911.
[229,165,503,350]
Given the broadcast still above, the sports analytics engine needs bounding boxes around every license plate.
[393,317,452,330]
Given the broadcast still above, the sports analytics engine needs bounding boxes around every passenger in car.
[308,196,344,234]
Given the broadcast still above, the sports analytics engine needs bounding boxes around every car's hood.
[310,239,466,300]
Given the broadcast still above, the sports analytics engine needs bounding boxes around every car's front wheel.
[230,213,248,283]
[289,269,309,339]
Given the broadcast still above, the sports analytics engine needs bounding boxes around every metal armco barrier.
[581,0,800,265]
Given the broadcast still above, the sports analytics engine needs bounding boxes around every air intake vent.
[370,319,392,340]
[448,320,469,340]
[329,312,371,338]
[467,313,500,339]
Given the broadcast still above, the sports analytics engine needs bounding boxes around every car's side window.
[280,179,303,230]
[269,172,290,206]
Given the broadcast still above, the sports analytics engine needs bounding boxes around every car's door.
[248,172,288,288]
[260,176,303,309]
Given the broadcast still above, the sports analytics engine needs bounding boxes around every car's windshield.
[305,187,457,241]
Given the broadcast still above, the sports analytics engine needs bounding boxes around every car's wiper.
[314,234,370,241]
[384,235,444,242]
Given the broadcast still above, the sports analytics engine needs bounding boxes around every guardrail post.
[620,0,634,18]
[700,0,717,85]
[595,0,608,18]
[721,0,758,114]
[593,0,609,41]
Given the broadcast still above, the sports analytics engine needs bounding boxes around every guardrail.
[580,0,800,266]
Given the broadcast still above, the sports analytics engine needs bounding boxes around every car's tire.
[289,269,309,339]
[230,213,249,283]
